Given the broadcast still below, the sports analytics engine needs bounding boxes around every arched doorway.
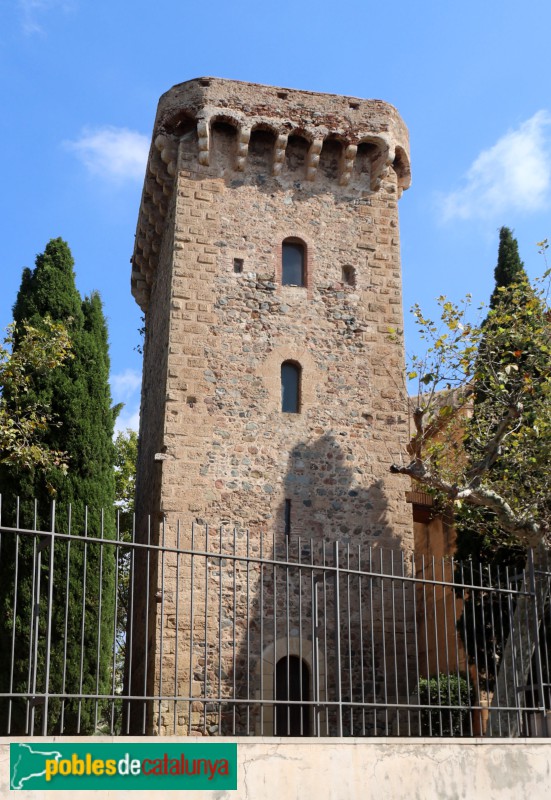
[274,656,311,735]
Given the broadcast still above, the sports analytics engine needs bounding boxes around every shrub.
[415,673,473,736]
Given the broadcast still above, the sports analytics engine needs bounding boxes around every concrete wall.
[2,736,551,799]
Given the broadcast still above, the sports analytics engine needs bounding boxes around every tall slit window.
[282,240,305,286]
[281,361,301,413]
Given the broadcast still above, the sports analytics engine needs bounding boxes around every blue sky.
[1,0,550,432]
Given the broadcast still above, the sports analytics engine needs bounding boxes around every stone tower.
[129,77,413,734]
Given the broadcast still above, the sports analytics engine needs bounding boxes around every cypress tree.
[456,227,531,563]
[454,229,545,680]
[0,238,117,734]
[490,226,527,308]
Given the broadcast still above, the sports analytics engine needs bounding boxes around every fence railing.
[0,500,550,738]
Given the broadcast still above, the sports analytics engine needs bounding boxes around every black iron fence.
[0,499,550,738]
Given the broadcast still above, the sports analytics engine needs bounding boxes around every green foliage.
[415,673,473,736]
[490,226,527,308]
[394,238,550,547]
[458,232,549,550]
[0,238,117,734]
[0,318,72,476]
[114,428,138,527]
[449,232,549,677]
[113,428,138,687]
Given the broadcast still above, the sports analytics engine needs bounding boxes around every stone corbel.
[197,119,210,166]
[272,133,288,176]
[236,125,251,171]
[340,144,358,186]
[154,134,178,177]
[306,138,323,181]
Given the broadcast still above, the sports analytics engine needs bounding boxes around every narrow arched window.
[282,240,305,286]
[281,361,301,413]
[342,265,356,286]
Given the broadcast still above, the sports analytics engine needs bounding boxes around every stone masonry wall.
[129,78,414,734]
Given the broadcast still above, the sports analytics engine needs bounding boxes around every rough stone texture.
[3,737,551,800]
[129,78,414,734]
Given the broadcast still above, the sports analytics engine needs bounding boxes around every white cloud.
[65,126,149,182]
[19,0,73,35]
[112,370,141,434]
[440,111,551,222]
[111,369,142,401]
[114,406,140,436]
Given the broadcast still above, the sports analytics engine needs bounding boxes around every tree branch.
[465,402,522,484]
[390,460,543,547]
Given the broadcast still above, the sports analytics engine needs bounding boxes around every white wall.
[2,736,551,800]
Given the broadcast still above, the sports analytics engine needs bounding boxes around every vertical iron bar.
[312,540,320,737]
[400,552,410,737]
[260,528,264,734]
[94,508,105,733]
[174,520,181,734]
[218,526,223,735]
[486,562,499,736]
[478,562,491,737]
[125,513,136,735]
[273,533,278,735]
[60,505,72,734]
[205,524,210,735]
[528,549,546,718]
[29,507,42,736]
[358,545,366,736]
[77,507,89,734]
[298,535,303,736]
[421,556,432,736]
[431,556,442,736]
[7,498,20,735]
[323,540,329,736]
[492,563,505,737]
[458,560,474,735]
[380,548,388,735]
[333,541,343,737]
[440,555,452,735]
[368,546,376,734]
[158,516,166,733]
[285,531,290,736]
[188,523,195,735]
[469,559,482,739]
[231,525,235,735]
[246,527,251,735]
[111,511,119,735]
[346,543,353,734]
[411,553,421,737]
[391,550,398,735]
[42,501,56,736]
[142,514,151,735]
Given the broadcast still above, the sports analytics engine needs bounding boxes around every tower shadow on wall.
[223,434,412,737]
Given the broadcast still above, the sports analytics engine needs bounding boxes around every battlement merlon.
[131,77,411,311]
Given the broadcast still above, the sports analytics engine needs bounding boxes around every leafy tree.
[114,428,138,530]
[456,227,530,563]
[391,251,550,548]
[0,317,72,475]
[0,238,117,735]
[392,237,550,718]
[113,428,138,693]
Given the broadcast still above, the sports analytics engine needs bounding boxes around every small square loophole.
[233,258,244,274]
